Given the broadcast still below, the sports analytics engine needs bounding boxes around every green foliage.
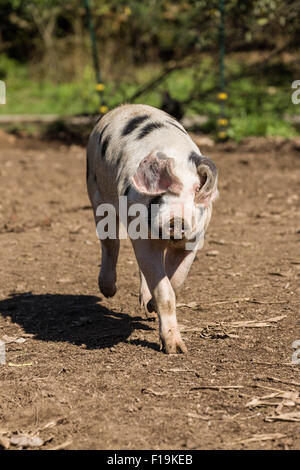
[228,115,298,141]
[0,0,299,139]
[1,55,299,141]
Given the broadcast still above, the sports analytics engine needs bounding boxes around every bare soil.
[0,131,299,450]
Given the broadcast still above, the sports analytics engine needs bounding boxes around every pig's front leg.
[165,246,198,295]
[132,239,187,354]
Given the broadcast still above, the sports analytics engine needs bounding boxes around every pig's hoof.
[145,299,157,321]
[139,294,157,321]
[160,332,187,354]
[145,311,157,321]
[147,299,156,313]
[98,277,116,298]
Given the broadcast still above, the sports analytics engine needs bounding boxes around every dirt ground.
[0,130,299,450]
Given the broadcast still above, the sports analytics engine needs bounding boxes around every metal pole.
[217,0,228,139]
[84,0,107,114]
[219,0,225,94]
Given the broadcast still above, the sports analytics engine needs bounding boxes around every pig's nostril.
[169,218,187,236]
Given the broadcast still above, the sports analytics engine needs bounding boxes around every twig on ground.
[265,411,300,422]
[47,439,73,450]
[190,385,243,391]
[255,376,300,388]
[233,433,286,445]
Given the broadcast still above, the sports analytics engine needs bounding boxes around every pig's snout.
[168,217,190,240]
[169,217,185,238]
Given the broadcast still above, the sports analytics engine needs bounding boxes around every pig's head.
[131,150,218,246]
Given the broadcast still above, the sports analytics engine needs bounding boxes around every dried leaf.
[245,390,300,409]
[1,335,26,344]
[199,325,238,339]
[142,388,167,397]
[10,435,44,448]
[177,301,199,309]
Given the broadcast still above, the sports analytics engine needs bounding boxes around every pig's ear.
[132,152,182,196]
[190,152,218,202]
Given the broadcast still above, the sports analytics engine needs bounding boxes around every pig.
[86,104,218,354]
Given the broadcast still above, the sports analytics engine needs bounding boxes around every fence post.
[84,0,108,114]
[217,0,228,140]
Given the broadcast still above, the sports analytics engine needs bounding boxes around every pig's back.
[87,104,198,197]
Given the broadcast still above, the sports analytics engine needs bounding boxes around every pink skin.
[132,238,187,354]
[165,246,197,295]
[132,152,182,196]
[137,242,198,352]
[139,246,197,317]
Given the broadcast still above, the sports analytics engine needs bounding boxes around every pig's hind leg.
[139,270,157,320]
[98,233,120,298]
[88,181,119,298]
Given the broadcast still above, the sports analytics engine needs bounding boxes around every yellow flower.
[218,131,227,139]
[217,118,228,126]
[96,83,105,92]
[99,105,109,114]
[218,92,228,100]
[124,6,132,15]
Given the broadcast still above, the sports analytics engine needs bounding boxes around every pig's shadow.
[0,292,158,351]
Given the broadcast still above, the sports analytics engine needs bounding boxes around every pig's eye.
[195,185,201,194]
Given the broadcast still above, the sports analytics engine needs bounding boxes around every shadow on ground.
[0,292,157,351]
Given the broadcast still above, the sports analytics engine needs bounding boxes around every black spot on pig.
[149,195,163,206]
[98,124,109,148]
[123,182,131,196]
[101,135,111,159]
[137,122,165,140]
[122,115,150,136]
[86,157,89,182]
[189,151,203,167]
[189,151,217,176]
[167,120,187,134]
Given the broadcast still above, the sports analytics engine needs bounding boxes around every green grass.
[0,54,299,140]
[227,115,298,141]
